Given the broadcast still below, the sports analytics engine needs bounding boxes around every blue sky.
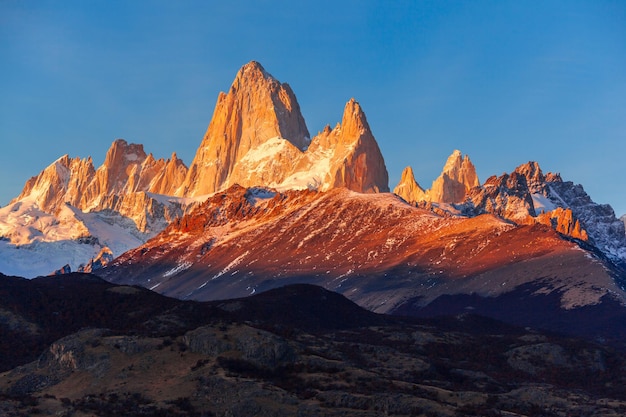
[1,1,625,215]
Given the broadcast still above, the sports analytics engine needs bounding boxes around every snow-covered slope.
[0,197,138,277]
[0,136,199,277]
[0,191,197,277]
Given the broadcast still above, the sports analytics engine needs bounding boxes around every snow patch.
[163,261,193,277]
[531,193,557,213]
[211,251,250,280]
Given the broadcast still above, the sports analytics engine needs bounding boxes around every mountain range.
[2,61,626,337]
[3,60,626,415]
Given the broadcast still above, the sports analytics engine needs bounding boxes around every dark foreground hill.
[1,273,626,416]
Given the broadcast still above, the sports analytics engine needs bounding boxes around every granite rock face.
[179,62,389,195]
[429,150,480,203]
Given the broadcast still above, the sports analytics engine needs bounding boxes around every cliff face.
[178,61,311,197]
[307,99,389,193]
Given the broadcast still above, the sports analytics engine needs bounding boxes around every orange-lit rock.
[394,150,479,204]
[179,62,388,195]
[537,207,589,241]
[429,150,480,203]
[393,166,427,203]
[178,61,310,197]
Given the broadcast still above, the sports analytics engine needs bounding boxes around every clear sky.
[1,1,625,215]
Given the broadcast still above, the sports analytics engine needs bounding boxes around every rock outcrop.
[393,166,427,203]
[394,150,478,204]
[429,150,480,203]
[467,169,537,223]
[536,207,588,241]
[78,247,114,273]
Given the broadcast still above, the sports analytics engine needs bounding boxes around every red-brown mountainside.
[99,185,626,332]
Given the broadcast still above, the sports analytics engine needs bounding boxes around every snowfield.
[0,197,147,277]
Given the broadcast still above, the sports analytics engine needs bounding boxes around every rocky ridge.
[396,156,626,266]
[464,161,626,264]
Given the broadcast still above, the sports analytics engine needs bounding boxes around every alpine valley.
[2,61,626,416]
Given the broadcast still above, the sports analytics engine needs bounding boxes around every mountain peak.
[178,63,392,196]
[178,61,311,197]
[393,166,426,203]
[442,149,463,171]
[233,60,273,85]
[341,98,371,139]
[430,150,479,203]
[514,161,544,181]
[102,139,147,170]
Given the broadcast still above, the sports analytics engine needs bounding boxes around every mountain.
[0,61,389,277]
[393,166,427,203]
[98,184,626,341]
[463,161,626,265]
[0,140,193,277]
[2,274,626,416]
[12,139,188,215]
[395,155,626,267]
[394,150,478,204]
[177,61,388,196]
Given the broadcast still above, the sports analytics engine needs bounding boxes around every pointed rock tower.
[393,166,427,204]
[393,150,478,204]
[178,61,389,195]
[307,99,389,193]
[429,150,480,203]
[178,61,310,197]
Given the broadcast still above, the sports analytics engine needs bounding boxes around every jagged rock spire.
[393,150,479,204]
[394,166,427,204]
[429,150,480,203]
[178,61,311,197]
[178,63,389,196]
